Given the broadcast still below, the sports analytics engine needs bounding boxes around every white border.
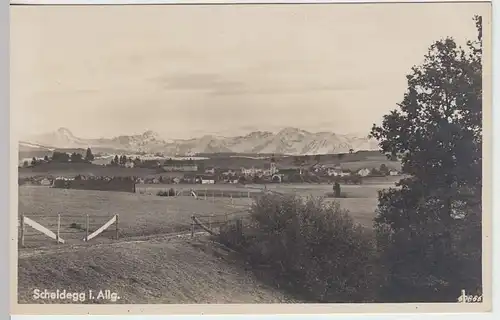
[6,0,498,318]
[8,0,492,5]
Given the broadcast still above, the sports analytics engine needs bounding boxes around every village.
[18,149,401,187]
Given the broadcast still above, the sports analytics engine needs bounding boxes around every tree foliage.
[110,155,119,166]
[51,151,70,163]
[70,152,83,163]
[369,16,483,301]
[219,194,378,302]
[379,164,389,176]
[85,147,95,162]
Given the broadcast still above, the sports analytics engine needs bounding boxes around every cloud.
[210,84,366,96]
[152,72,246,93]
[150,67,367,97]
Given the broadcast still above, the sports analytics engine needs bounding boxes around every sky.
[10,3,489,140]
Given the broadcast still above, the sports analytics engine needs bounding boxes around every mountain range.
[20,127,380,156]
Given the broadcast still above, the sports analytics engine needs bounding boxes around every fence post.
[230,193,233,205]
[115,214,119,240]
[236,218,243,241]
[85,214,89,242]
[56,214,61,244]
[20,214,25,247]
[191,215,195,238]
[204,188,207,200]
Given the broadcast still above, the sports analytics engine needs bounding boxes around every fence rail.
[19,213,119,247]
[190,205,253,238]
[144,187,264,199]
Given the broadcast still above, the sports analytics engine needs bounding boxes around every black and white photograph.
[10,0,492,313]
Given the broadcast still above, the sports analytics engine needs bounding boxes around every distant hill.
[18,149,401,179]
[21,127,380,156]
[18,141,89,162]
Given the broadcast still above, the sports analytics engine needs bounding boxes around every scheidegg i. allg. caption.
[32,289,121,303]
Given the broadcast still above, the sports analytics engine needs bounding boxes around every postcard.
[9,0,492,315]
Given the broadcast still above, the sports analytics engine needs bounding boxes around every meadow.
[18,176,400,248]
[140,176,401,218]
[17,178,400,303]
[18,186,247,248]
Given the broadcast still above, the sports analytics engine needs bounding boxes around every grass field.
[17,178,401,303]
[18,235,295,304]
[18,186,250,248]
[18,176,400,248]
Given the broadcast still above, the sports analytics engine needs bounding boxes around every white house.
[241,167,264,176]
[327,168,343,177]
[205,167,216,174]
[201,177,215,184]
[389,170,400,176]
[40,178,52,186]
[56,176,74,181]
[357,168,371,177]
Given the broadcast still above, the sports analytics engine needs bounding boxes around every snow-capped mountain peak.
[278,127,309,136]
[142,130,160,140]
[56,127,74,137]
[22,127,379,156]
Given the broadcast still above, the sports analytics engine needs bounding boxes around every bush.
[69,222,84,230]
[324,192,347,198]
[157,188,175,197]
[218,193,379,302]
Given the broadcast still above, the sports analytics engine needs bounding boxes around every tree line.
[24,148,95,167]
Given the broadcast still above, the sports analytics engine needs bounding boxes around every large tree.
[370,16,483,302]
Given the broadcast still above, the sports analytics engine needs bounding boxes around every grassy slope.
[18,236,295,304]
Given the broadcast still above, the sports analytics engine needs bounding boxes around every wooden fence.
[150,187,258,200]
[190,209,251,238]
[19,213,119,248]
